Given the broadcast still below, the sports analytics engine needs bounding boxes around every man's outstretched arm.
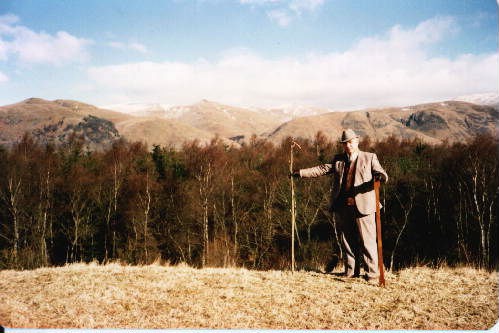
[295,163,334,178]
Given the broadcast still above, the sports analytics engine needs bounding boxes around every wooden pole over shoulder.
[374,179,386,287]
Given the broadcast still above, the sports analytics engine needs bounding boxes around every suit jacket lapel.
[354,151,365,186]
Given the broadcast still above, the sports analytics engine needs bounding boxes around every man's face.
[342,137,359,155]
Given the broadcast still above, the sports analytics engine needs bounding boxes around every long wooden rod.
[374,179,385,287]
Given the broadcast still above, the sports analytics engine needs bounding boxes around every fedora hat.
[340,129,359,143]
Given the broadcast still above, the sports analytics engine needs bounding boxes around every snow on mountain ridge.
[166,106,195,119]
[453,92,498,106]
[102,103,172,117]
[249,104,332,121]
[102,101,332,122]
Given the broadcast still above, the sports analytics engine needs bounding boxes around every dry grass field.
[0,262,497,330]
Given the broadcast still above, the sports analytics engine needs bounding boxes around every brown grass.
[0,262,497,329]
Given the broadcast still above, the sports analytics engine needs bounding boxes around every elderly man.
[293,129,388,282]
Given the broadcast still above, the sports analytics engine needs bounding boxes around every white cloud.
[109,41,125,49]
[240,0,325,25]
[0,14,19,27]
[129,42,148,54]
[0,14,92,65]
[109,41,148,54]
[267,9,293,27]
[0,71,8,82]
[0,39,8,61]
[289,0,325,13]
[86,17,498,109]
[240,0,283,4]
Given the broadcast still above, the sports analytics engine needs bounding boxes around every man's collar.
[345,151,359,162]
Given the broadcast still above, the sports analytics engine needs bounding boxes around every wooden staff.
[289,141,301,272]
[374,179,386,287]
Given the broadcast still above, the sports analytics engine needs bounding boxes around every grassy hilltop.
[0,262,497,329]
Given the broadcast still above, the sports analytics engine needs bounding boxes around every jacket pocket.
[359,165,371,181]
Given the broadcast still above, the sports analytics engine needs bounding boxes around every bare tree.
[137,169,152,262]
[4,176,23,265]
[390,183,416,271]
[196,163,213,267]
[460,152,498,268]
[37,166,52,266]
[68,183,91,263]
[455,181,471,264]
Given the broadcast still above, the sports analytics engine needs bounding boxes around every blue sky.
[0,0,497,109]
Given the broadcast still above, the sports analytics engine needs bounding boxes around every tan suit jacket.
[299,151,388,215]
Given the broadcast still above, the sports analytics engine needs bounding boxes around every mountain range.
[0,94,497,150]
[102,102,333,123]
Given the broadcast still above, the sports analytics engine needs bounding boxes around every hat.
[340,129,359,143]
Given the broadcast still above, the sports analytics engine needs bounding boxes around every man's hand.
[289,170,300,178]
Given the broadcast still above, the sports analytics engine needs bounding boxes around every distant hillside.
[1,98,497,150]
[105,99,282,142]
[167,100,282,140]
[0,98,130,150]
[115,116,225,148]
[103,101,332,123]
[257,104,332,121]
[0,98,226,149]
[267,101,498,145]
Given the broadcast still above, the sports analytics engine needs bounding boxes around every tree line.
[0,132,497,271]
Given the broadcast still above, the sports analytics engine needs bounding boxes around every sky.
[0,0,497,110]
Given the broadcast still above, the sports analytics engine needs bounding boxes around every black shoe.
[340,273,359,278]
